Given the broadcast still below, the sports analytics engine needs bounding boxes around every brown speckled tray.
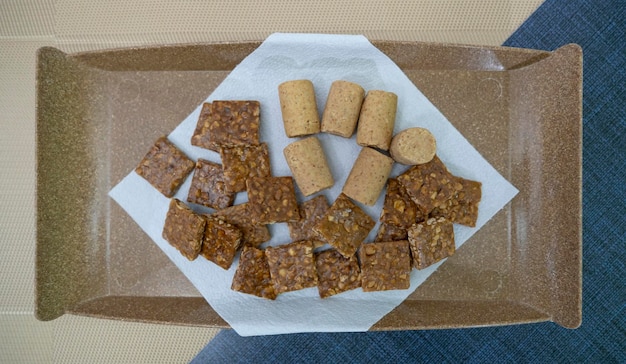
[36,40,582,330]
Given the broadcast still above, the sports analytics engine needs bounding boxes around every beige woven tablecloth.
[0,1,542,362]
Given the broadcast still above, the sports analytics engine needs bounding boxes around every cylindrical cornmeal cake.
[342,147,394,205]
[283,136,334,196]
[389,127,437,165]
[356,90,398,150]
[321,80,365,138]
[278,80,321,137]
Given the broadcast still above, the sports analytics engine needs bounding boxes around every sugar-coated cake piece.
[408,217,455,270]
[312,193,375,258]
[200,215,242,270]
[321,80,365,138]
[187,159,235,210]
[211,203,270,247]
[266,240,318,294]
[356,90,398,151]
[135,136,194,197]
[315,248,361,298]
[246,176,300,224]
[389,127,437,165]
[287,195,329,247]
[342,147,394,206]
[231,246,277,300]
[283,136,334,196]
[278,80,320,137]
[359,240,411,292]
[220,143,271,193]
[162,199,206,261]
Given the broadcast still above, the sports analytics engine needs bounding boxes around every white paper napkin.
[109,33,518,336]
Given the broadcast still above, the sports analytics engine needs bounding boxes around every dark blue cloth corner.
[192,1,626,362]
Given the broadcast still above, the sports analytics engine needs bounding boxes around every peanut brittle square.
[315,249,361,298]
[200,215,242,269]
[431,177,482,227]
[312,193,375,258]
[220,143,271,193]
[246,176,300,224]
[380,178,424,228]
[162,199,206,261]
[190,102,214,150]
[231,246,277,300]
[135,136,194,197]
[359,240,411,292]
[287,195,329,247]
[408,217,455,270]
[211,203,270,247]
[396,155,457,215]
[187,159,234,210]
[204,100,260,151]
[266,240,318,294]
[374,222,408,242]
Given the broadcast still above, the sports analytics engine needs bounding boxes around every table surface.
[0,1,543,362]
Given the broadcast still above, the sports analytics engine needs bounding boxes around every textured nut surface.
[231,246,276,300]
[342,147,394,206]
[202,100,260,151]
[430,177,482,227]
[380,178,424,229]
[200,215,242,270]
[187,159,235,210]
[408,217,455,269]
[278,80,320,137]
[312,193,375,258]
[396,155,456,215]
[247,176,300,224]
[359,240,411,292]
[287,195,329,247]
[212,203,270,247]
[356,90,398,150]
[321,80,365,137]
[162,199,205,261]
[374,222,408,242]
[283,136,334,196]
[315,249,361,298]
[266,240,318,294]
[220,143,271,193]
[190,102,214,150]
[135,136,194,197]
[389,127,437,165]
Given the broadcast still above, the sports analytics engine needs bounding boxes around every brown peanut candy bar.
[380,178,424,229]
[408,217,455,270]
[211,203,270,247]
[162,199,206,261]
[136,136,194,197]
[231,246,277,300]
[266,240,318,294]
[246,176,300,224]
[312,193,375,258]
[200,215,242,270]
[190,102,213,149]
[396,155,457,215]
[204,100,261,151]
[431,177,482,227]
[374,222,408,242]
[287,195,329,247]
[359,240,411,292]
[220,143,271,193]
[315,249,361,298]
[187,159,234,210]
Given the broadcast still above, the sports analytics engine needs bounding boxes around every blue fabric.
[192,1,626,362]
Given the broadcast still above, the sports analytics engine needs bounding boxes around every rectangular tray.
[36,40,582,330]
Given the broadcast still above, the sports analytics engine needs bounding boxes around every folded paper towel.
[109,33,518,336]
